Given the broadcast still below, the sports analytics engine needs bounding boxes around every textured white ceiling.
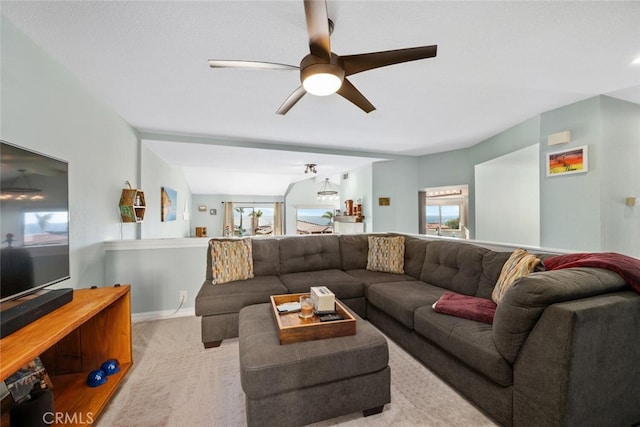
[3,1,639,195]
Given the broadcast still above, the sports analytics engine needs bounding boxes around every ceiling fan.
[208,0,437,115]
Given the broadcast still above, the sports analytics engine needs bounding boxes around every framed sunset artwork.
[546,146,588,177]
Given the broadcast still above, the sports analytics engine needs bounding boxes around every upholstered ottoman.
[239,303,390,427]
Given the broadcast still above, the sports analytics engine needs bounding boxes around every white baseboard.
[132,307,195,323]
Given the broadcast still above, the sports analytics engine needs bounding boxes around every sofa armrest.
[513,291,640,427]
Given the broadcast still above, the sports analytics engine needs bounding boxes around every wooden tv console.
[0,285,132,426]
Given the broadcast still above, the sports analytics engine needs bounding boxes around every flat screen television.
[1,141,70,303]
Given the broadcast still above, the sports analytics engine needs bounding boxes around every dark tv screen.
[1,141,70,303]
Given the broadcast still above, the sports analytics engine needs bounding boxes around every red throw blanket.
[433,291,497,324]
[543,252,640,293]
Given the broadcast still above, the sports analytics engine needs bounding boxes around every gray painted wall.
[418,148,476,235]
[372,158,420,233]
[104,244,205,314]
[1,17,140,289]
[539,97,602,251]
[600,96,640,255]
[418,96,639,257]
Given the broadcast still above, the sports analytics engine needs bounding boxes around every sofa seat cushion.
[195,276,287,317]
[366,281,444,329]
[279,269,364,300]
[346,269,417,287]
[414,305,512,387]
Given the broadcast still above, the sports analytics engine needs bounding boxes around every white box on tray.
[310,286,335,312]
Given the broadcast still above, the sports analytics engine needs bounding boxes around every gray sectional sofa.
[195,233,640,427]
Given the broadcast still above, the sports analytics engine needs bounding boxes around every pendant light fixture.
[317,178,338,200]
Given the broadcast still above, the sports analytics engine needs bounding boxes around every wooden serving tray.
[270,293,356,345]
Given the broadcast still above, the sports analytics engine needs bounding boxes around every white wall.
[140,143,192,239]
[1,16,140,288]
[340,165,373,232]
[475,144,540,246]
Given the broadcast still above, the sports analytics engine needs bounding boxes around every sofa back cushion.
[206,237,279,279]
[402,235,429,280]
[493,267,628,363]
[420,241,489,295]
[252,238,280,276]
[475,250,513,300]
[339,234,370,270]
[279,235,342,274]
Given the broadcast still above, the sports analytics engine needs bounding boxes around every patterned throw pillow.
[491,248,541,304]
[367,236,405,274]
[210,239,254,285]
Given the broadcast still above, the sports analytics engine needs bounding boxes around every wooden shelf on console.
[0,285,132,427]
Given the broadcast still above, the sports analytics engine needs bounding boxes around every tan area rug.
[98,316,497,427]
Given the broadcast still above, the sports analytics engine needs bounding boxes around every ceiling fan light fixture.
[303,72,342,96]
[300,54,345,96]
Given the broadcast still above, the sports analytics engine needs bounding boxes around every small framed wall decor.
[546,145,588,177]
[161,187,177,221]
[378,197,391,206]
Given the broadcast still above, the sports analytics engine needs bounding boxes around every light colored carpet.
[98,316,497,427]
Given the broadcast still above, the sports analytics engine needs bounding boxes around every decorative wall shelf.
[119,189,145,223]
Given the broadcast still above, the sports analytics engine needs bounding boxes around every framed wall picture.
[546,145,588,177]
[161,187,177,221]
[378,197,391,206]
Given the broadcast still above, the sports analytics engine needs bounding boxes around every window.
[419,185,468,237]
[295,208,334,235]
[233,206,274,236]
[23,211,69,246]
[426,205,461,231]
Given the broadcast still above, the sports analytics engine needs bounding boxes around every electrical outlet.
[179,290,188,302]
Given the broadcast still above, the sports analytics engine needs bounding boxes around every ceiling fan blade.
[208,60,298,70]
[303,0,331,60]
[336,78,375,113]
[276,86,307,115]
[341,45,437,76]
